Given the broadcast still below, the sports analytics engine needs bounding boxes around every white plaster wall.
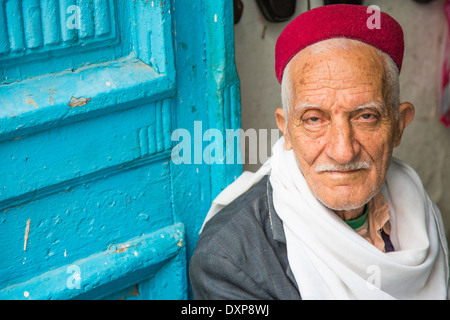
[234,0,450,236]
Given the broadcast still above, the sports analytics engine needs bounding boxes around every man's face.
[276,43,414,212]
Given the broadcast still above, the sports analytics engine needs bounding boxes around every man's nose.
[325,120,360,164]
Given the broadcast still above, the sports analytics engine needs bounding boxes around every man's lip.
[319,169,363,174]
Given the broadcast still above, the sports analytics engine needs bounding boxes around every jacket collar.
[266,176,286,244]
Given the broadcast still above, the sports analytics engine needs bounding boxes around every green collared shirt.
[344,204,369,230]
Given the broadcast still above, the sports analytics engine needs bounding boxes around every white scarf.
[201,137,449,300]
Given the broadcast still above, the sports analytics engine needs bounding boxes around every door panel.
[0,0,241,299]
[1,0,123,84]
[0,223,186,300]
[0,0,174,140]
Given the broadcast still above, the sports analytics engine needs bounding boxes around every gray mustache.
[315,161,371,173]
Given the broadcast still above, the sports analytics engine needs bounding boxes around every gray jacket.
[189,175,301,300]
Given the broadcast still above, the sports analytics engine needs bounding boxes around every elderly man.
[189,5,449,300]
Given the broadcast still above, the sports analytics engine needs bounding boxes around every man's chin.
[319,198,367,212]
[312,186,379,212]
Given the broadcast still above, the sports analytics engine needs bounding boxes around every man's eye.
[303,117,322,125]
[360,113,376,120]
[302,116,326,128]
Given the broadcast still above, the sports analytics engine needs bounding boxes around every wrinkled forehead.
[290,39,385,79]
[287,40,386,94]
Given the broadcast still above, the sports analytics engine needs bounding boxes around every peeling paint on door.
[68,96,91,108]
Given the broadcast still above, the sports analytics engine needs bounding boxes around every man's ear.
[393,102,415,148]
[275,108,293,150]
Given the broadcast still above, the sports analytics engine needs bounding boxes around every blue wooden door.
[0,0,241,299]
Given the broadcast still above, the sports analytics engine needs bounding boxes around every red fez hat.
[275,4,404,83]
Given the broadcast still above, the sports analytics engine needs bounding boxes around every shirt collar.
[355,191,391,251]
[369,191,391,234]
